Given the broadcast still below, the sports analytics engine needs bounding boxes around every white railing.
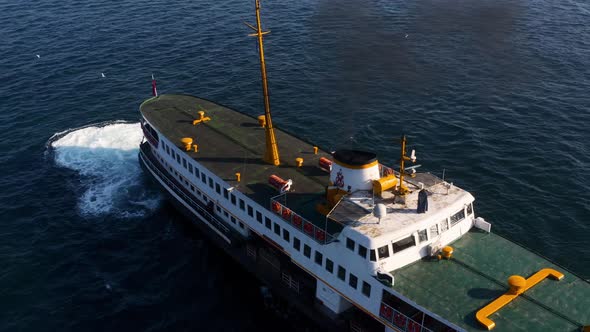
[270,196,334,244]
[379,302,434,332]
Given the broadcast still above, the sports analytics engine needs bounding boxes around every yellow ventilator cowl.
[257,115,266,127]
[508,275,527,295]
[442,246,454,259]
[373,175,398,196]
[181,137,193,151]
[295,157,303,167]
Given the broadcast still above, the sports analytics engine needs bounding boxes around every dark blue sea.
[1,0,589,330]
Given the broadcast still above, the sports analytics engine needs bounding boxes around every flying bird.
[36,54,41,58]
[101,73,106,78]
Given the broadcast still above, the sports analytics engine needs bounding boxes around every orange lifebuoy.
[271,201,281,214]
[282,208,292,220]
[315,229,326,242]
[303,222,313,235]
[293,214,302,227]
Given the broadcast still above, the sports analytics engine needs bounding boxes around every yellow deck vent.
[476,268,564,330]
[192,111,211,125]
[181,137,193,151]
[373,175,398,196]
[295,157,303,167]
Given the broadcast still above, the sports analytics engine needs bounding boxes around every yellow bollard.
[313,146,318,154]
[442,246,454,259]
[295,157,303,167]
[193,144,198,152]
[235,172,241,182]
[257,115,266,127]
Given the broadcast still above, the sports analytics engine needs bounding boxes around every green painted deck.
[140,94,331,226]
[392,229,590,331]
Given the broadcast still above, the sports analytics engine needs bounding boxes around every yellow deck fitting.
[192,144,198,152]
[313,146,318,154]
[235,172,241,182]
[442,246,453,259]
[295,157,303,167]
[192,111,211,125]
[181,137,193,151]
[257,115,266,127]
[476,268,564,330]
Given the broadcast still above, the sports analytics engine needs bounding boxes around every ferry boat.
[138,2,590,331]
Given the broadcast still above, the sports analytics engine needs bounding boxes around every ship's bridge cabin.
[322,149,479,276]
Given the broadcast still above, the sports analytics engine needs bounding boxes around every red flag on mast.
[151,74,158,97]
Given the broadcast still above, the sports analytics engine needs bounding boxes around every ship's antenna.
[245,0,280,166]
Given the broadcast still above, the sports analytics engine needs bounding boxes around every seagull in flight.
[101,73,106,78]
[36,54,41,58]
[405,34,409,38]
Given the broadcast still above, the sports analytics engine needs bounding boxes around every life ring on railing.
[293,214,302,227]
[393,312,407,328]
[282,208,292,220]
[384,167,394,176]
[303,222,313,235]
[315,229,326,242]
[380,304,393,321]
[407,320,421,332]
[271,201,281,214]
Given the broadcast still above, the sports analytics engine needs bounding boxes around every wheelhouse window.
[326,259,334,273]
[182,158,187,169]
[274,223,281,235]
[370,249,377,262]
[256,211,262,223]
[303,245,311,258]
[239,199,245,211]
[346,238,355,251]
[337,266,346,281]
[230,194,236,205]
[358,245,368,259]
[247,205,253,217]
[194,167,200,177]
[283,229,290,242]
[166,145,170,155]
[467,203,473,215]
[378,245,390,259]
[349,274,358,289]
[223,188,229,199]
[450,209,466,226]
[176,154,180,164]
[265,217,271,229]
[418,229,428,243]
[392,235,416,253]
[215,183,221,194]
[188,164,193,173]
[315,251,323,265]
[208,178,213,189]
[201,173,206,184]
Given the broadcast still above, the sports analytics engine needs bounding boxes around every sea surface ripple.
[1,0,589,330]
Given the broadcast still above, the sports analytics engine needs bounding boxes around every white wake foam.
[51,122,160,217]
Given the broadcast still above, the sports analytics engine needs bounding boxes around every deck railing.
[379,302,433,332]
[270,196,334,245]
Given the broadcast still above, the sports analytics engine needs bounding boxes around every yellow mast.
[397,135,410,195]
[246,0,280,166]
